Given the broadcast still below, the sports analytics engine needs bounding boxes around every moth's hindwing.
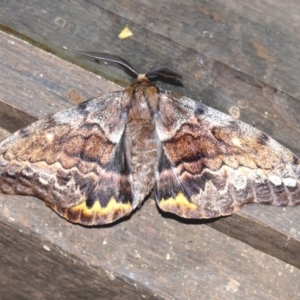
[155,91,300,218]
[0,92,134,225]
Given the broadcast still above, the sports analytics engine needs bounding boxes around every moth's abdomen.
[126,120,158,208]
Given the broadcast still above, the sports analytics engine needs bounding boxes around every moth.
[0,52,299,226]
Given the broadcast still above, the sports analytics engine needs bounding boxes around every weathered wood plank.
[3,0,300,98]
[0,222,160,300]
[210,206,300,268]
[100,0,300,98]
[2,181,300,299]
[0,26,300,278]
[0,33,119,120]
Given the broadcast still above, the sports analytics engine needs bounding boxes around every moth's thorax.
[125,75,160,121]
[124,76,160,207]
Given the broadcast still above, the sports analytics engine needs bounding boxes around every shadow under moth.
[0,52,299,225]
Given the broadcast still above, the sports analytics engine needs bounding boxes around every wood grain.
[0,222,160,300]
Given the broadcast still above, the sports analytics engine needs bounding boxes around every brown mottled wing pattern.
[155,91,300,219]
[0,92,134,225]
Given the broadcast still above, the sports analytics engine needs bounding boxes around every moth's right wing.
[0,92,134,225]
[155,91,300,219]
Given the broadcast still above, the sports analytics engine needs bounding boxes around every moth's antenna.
[76,51,139,78]
[77,52,183,82]
[146,66,183,80]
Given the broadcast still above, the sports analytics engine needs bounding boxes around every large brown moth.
[0,52,299,225]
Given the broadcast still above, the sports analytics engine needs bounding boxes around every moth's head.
[76,51,183,84]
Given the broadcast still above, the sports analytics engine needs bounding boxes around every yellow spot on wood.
[71,197,132,216]
[160,192,198,212]
[118,25,133,39]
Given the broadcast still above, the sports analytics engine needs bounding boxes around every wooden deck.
[0,1,300,299]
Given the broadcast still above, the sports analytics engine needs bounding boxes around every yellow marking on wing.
[71,197,132,216]
[159,192,199,214]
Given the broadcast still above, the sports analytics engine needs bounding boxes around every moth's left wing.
[0,92,134,225]
[155,91,300,219]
